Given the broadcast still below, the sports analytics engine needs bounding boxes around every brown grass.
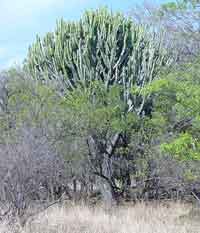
[1,202,200,233]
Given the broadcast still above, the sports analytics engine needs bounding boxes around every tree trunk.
[87,133,121,207]
[97,155,117,207]
[73,179,77,193]
[98,178,117,207]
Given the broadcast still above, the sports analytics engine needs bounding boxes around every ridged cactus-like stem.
[26,8,169,114]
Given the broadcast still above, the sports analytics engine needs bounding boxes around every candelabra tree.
[25,8,170,205]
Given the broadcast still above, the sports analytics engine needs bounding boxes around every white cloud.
[0,54,24,70]
[0,0,89,21]
[0,48,7,59]
[5,56,23,68]
[0,0,65,24]
[0,0,89,70]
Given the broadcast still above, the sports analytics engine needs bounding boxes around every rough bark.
[87,133,121,206]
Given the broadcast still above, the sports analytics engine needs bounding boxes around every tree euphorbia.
[26,8,169,205]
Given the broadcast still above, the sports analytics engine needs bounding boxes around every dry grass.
[1,202,200,233]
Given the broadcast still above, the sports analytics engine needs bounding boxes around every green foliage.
[26,8,168,115]
[145,57,200,161]
[2,3,200,202]
[63,80,139,136]
[24,8,170,149]
[10,81,62,128]
[161,133,200,161]
[0,69,69,144]
[160,0,198,13]
[184,168,199,182]
[147,58,200,116]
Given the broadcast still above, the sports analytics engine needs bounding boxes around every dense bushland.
[0,0,200,229]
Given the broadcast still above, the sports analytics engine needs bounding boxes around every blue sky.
[0,0,169,70]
